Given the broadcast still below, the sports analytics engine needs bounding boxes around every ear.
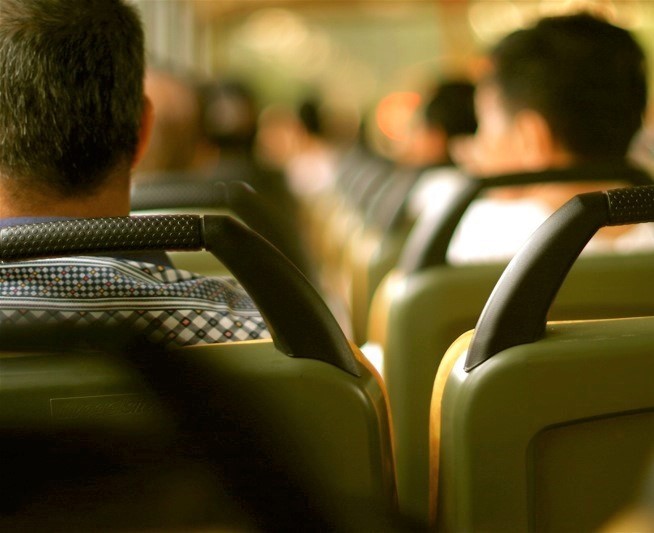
[132,95,155,169]
[425,126,449,163]
[400,124,449,166]
[513,109,557,171]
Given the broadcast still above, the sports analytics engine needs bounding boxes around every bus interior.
[3,0,654,531]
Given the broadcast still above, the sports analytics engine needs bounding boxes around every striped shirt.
[0,255,270,346]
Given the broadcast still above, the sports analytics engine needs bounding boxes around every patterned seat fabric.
[0,256,270,346]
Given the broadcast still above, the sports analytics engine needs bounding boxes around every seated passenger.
[195,79,298,218]
[432,13,652,263]
[399,80,477,170]
[133,67,203,182]
[0,0,269,346]
[130,71,315,283]
[401,80,478,220]
[278,97,340,200]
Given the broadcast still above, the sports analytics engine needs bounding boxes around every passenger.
[402,80,478,220]
[195,79,297,216]
[442,13,652,263]
[134,68,202,181]
[398,80,477,169]
[192,79,316,280]
[0,0,270,346]
[281,98,339,200]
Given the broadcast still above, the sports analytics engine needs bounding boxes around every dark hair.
[0,0,145,196]
[490,12,647,158]
[199,80,258,152]
[424,81,477,137]
[298,98,322,136]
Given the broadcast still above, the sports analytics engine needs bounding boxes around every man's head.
[199,80,259,155]
[470,12,648,176]
[0,0,147,203]
[398,80,478,167]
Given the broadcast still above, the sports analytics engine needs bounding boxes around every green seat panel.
[369,251,654,523]
[166,249,229,276]
[436,317,654,532]
[347,228,407,345]
[0,339,396,509]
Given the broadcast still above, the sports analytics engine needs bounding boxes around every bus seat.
[365,167,654,523]
[318,157,393,304]
[131,179,315,283]
[0,215,397,514]
[0,324,391,531]
[312,151,390,260]
[1,333,396,522]
[343,166,428,345]
[432,185,654,531]
[346,226,409,344]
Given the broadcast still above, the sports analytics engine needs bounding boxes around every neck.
[0,172,131,219]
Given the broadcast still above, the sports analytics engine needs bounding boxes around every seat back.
[0,324,322,531]
[346,226,410,344]
[318,158,394,304]
[315,153,392,265]
[131,180,315,282]
[366,165,654,523]
[1,333,395,525]
[433,185,654,531]
[0,215,396,517]
[344,166,429,344]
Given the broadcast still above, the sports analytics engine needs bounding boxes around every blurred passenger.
[255,103,304,177]
[133,67,202,181]
[0,0,269,345]
[195,80,296,213]
[192,80,315,281]
[283,98,340,199]
[404,80,478,220]
[193,80,258,175]
[443,12,652,263]
[398,81,477,168]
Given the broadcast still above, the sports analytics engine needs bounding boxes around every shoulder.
[0,256,270,345]
[0,256,259,311]
[447,197,552,264]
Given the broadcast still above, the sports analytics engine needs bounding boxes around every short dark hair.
[199,80,258,152]
[490,13,647,158]
[424,81,477,137]
[298,98,322,136]
[0,0,145,196]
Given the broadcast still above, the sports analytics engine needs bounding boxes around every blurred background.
[130,0,654,163]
